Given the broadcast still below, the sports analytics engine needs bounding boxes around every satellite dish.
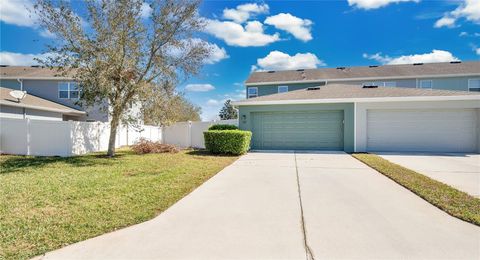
[9,90,27,102]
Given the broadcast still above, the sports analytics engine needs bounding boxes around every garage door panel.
[367,109,477,153]
[252,110,343,150]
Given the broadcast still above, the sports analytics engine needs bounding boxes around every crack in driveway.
[294,152,315,260]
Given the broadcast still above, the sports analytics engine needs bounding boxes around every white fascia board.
[245,73,480,87]
[0,100,86,115]
[232,95,480,106]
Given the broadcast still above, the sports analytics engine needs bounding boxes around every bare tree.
[142,81,201,125]
[34,0,211,156]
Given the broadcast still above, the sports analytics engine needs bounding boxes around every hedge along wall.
[204,130,252,155]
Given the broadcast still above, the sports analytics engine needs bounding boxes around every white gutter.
[0,100,86,115]
[245,73,480,86]
[232,95,480,106]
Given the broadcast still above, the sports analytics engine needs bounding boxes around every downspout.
[17,79,26,119]
[353,102,356,153]
[17,78,23,91]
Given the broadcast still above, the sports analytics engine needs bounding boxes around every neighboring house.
[0,66,108,121]
[244,61,480,98]
[233,84,480,153]
[0,87,85,121]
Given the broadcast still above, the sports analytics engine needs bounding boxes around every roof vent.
[307,86,321,91]
[0,65,9,67]
[336,67,346,70]
[296,69,304,72]
[369,65,378,68]
[363,85,378,89]
[413,63,423,66]
[267,70,275,73]
[450,61,461,64]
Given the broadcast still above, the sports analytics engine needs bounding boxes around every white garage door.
[367,109,478,152]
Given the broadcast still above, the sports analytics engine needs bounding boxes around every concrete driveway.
[39,152,479,260]
[378,153,480,197]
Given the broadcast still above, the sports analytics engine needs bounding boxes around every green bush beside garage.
[204,130,252,155]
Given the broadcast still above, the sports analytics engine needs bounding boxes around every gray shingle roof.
[0,66,75,79]
[234,84,479,105]
[246,61,480,85]
[0,87,85,115]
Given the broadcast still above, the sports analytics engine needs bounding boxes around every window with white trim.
[58,82,80,99]
[419,80,433,89]
[278,85,288,93]
[468,79,480,92]
[247,87,258,98]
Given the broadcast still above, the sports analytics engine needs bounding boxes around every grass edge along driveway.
[352,153,480,226]
[0,149,238,260]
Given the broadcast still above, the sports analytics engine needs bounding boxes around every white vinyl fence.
[0,118,238,156]
[0,118,162,157]
[163,119,238,148]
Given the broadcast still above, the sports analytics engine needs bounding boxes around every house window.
[58,82,80,99]
[419,80,433,89]
[247,87,258,98]
[70,83,80,98]
[278,85,288,93]
[384,81,396,87]
[58,82,69,98]
[468,79,480,92]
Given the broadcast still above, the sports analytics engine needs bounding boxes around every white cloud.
[185,84,215,92]
[0,0,87,38]
[476,48,480,55]
[459,31,480,37]
[363,49,460,65]
[253,51,325,71]
[140,2,153,19]
[0,0,37,27]
[0,51,55,66]
[205,43,229,64]
[347,0,419,10]
[39,29,56,38]
[222,3,269,23]
[206,98,224,106]
[434,16,457,28]
[435,0,480,28]
[205,19,280,47]
[264,13,313,42]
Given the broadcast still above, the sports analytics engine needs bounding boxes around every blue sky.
[1,0,479,120]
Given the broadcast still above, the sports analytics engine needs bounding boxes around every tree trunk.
[107,109,121,157]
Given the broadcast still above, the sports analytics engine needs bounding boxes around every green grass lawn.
[0,149,238,260]
[353,153,480,226]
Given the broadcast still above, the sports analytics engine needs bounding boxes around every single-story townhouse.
[233,84,480,153]
[0,86,86,121]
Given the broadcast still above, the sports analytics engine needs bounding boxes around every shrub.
[208,124,238,131]
[131,138,179,154]
[204,130,252,155]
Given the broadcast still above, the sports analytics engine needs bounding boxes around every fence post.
[188,121,192,147]
[26,118,31,156]
[69,120,73,156]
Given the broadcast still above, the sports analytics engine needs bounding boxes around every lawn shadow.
[186,149,239,158]
[0,152,127,174]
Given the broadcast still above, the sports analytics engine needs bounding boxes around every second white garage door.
[367,109,478,152]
